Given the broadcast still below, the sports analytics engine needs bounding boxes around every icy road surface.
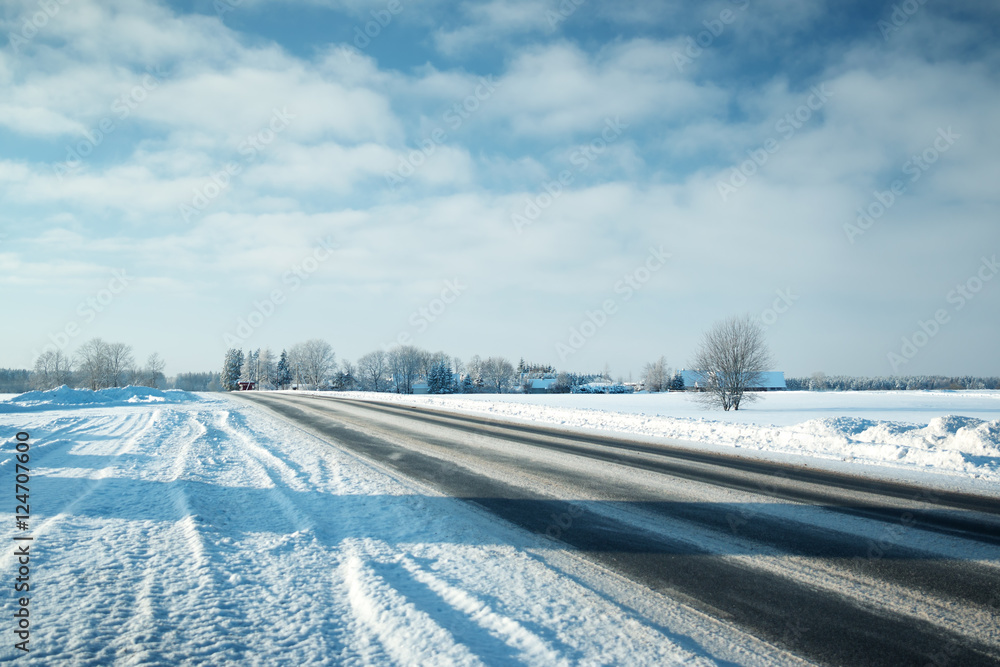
[329,390,1000,492]
[0,391,792,665]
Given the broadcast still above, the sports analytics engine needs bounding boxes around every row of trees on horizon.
[215,316,1000,411]
[221,341,576,395]
[27,339,166,392]
[8,328,999,397]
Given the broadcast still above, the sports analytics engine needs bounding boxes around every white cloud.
[487,40,728,136]
[433,0,552,55]
[0,103,84,136]
[242,142,397,193]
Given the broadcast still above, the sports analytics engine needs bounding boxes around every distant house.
[528,378,558,393]
[237,381,256,391]
[678,370,786,392]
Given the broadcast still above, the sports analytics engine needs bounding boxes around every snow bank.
[0,385,199,412]
[326,391,1000,484]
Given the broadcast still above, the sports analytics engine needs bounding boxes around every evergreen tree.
[275,350,291,389]
[669,372,685,391]
[428,360,454,394]
[241,349,259,386]
[461,374,473,393]
[222,349,243,391]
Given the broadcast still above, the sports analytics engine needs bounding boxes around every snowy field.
[330,390,1000,493]
[0,387,787,665]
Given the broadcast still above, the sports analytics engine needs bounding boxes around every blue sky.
[2,0,999,378]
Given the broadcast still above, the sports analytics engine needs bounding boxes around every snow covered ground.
[329,390,1000,493]
[0,387,789,665]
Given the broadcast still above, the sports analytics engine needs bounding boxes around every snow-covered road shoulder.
[326,390,1000,494]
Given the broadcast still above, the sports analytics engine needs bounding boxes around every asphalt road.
[238,392,1000,666]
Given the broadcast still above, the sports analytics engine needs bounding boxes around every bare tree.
[387,345,425,394]
[74,338,134,389]
[105,342,135,387]
[76,338,109,389]
[137,352,166,388]
[809,371,827,391]
[290,339,335,389]
[692,314,773,411]
[31,350,73,390]
[286,346,303,387]
[642,356,669,392]
[480,356,515,393]
[336,359,357,390]
[466,355,484,390]
[357,350,389,392]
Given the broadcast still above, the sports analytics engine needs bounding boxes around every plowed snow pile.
[0,385,198,411]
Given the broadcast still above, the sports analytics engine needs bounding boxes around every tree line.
[10,317,999,401]
[222,341,687,396]
[27,339,166,391]
[222,341,536,394]
[220,316,1000,408]
[787,373,1000,391]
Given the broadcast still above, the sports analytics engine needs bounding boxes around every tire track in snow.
[208,408,353,661]
[104,409,207,664]
[0,410,159,573]
[341,548,486,667]
[214,409,315,534]
[391,555,567,666]
[1,414,116,467]
[139,406,351,662]
[33,408,202,663]
[153,409,257,662]
[0,413,139,476]
[219,403,568,664]
[0,409,177,662]
[342,540,670,667]
[223,400,359,497]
